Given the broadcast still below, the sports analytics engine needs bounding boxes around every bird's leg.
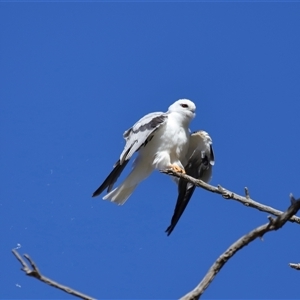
[168,164,186,174]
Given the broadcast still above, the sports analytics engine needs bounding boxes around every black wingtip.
[92,189,101,197]
[165,225,174,236]
[91,159,128,199]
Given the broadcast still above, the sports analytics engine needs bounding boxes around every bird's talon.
[169,165,185,174]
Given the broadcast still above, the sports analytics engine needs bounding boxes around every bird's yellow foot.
[169,164,186,174]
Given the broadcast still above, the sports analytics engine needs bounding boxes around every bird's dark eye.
[180,104,188,108]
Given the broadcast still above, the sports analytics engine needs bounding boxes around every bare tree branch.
[289,263,300,270]
[180,194,300,300]
[161,170,300,224]
[12,249,96,300]
[12,170,300,300]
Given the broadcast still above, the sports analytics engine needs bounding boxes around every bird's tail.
[103,159,152,205]
[103,184,138,205]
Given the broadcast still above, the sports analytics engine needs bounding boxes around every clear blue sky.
[1,2,300,299]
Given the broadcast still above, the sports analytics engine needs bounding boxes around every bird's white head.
[168,99,196,121]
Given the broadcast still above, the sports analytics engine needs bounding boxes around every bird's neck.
[171,111,193,127]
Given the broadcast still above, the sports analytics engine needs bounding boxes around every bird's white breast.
[138,111,190,170]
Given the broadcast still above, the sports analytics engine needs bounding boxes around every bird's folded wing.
[165,152,209,235]
[166,131,214,235]
[120,112,168,164]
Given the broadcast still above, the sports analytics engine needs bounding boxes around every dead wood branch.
[180,194,300,300]
[12,249,96,300]
[162,170,300,224]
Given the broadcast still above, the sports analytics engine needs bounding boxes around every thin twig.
[180,195,300,300]
[161,170,300,224]
[12,249,96,300]
[244,187,250,200]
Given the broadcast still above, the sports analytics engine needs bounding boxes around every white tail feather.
[103,159,153,205]
[103,184,138,205]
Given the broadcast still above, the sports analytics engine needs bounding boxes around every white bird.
[166,130,214,235]
[92,99,196,205]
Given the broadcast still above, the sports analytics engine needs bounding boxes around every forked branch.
[12,249,95,300]
[13,170,300,300]
[180,194,300,300]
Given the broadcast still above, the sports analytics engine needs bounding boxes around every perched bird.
[166,130,214,235]
[92,99,196,205]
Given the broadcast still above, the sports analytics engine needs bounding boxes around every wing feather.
[120,112,168,163]
[166,131,214,235]
[92,159,130,197]
[93,111,167,197]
